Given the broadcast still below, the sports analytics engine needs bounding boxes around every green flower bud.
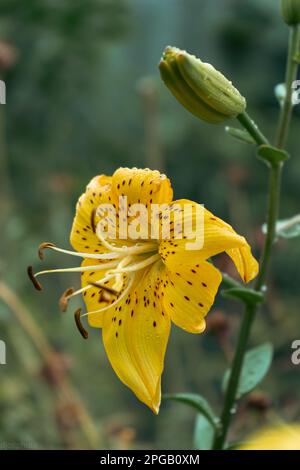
[281,0,300,25]
[159,46,246,124]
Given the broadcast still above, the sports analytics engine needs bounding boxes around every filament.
[38,243,121,261]
[82,274,135,318]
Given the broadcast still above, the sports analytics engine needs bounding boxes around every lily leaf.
[257,145,289,167]
[163,393,218,429]
[221,273,242,289]
[222,343,273,399]
[263,215,300,239]
[193,414,215,450]
[221,287,264,305]
[225,126,255,145]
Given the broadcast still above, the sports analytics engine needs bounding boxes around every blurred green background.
[0,0,299,450]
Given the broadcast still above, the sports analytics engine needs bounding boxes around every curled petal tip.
[151,404,160,415]
[27,266,42,291]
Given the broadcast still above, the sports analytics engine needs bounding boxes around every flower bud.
[159,46,246,124]
[281,0,300,25]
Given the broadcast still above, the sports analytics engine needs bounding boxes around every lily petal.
[226,245,259,283]
[159,199,258,283]
[70,175,117,253]
[81,258,119,328]
[102,261,170,413]
[111,167,173,207]
[161,260,222,333]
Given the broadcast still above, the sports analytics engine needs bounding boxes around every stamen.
[34,260,119,278]
[110,253,161,274]
[100,291,112,302]
[38,242,121,260]
[96,225,157,255]
[74,308,89,339]
[65,285,91,300]
[59,273,117,311]
[38,242,55,260]
[59,287,75,312]
[82,274,135,318]
[89,282,118,295]
[91,207,97,233]
[27,266,42,291]
[112,256,133,291]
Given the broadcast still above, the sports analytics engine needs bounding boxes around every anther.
[38,242,55,260]
[91,207,97,233]
[27,266,42,291]
[74,308,89,339]
[99,291,111,303]
[89,281,118,295]
[59,287,75,312]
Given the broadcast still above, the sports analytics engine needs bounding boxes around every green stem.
[213,24,300,450]
[237,112,269,146]
[213,162,281,449]
[213,304,255,449]
[254,162,282,290]
[276,26,300,149]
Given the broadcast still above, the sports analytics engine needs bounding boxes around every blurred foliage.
[0,0,300,450]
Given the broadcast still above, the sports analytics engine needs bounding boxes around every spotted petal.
[111,167,173,207]
[159,199,258,283]
[81,258,120,328]
[70,175,117,253]
[161,260,222,333]
[102,261,170,413]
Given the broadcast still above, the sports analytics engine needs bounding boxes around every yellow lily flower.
[239,424,300,450]
[29,167,258,413]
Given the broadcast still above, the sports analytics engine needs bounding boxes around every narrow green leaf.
[193,414,215,450]
[222,343,273,399]
[163,393,218,428]
[225,126,255,145]
[257,145,289,167]
[221,272,242,289]
[221,287,264,305]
